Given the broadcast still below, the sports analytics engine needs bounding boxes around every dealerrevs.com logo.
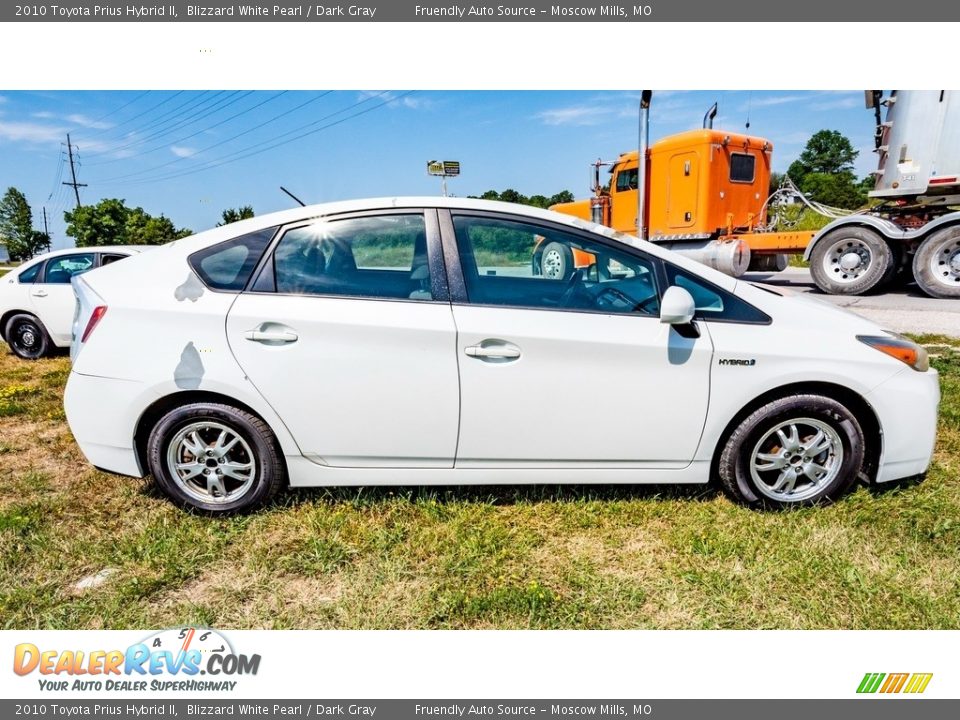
[13,628,260,692]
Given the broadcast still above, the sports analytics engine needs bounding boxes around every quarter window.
[43,253,95,284]
[271,214,432,301]
[189,227,276,291]
[665,263,770,324]
[100,253,127,267]
[452,214,660,316]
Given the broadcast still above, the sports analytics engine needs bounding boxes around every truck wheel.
[540,242,573,280]
[912,226,960,299]
[809,227,894,295]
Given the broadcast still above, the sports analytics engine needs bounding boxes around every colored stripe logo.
[857,672,933,694]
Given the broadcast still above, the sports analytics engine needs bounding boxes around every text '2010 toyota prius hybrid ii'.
[63,198,940,514]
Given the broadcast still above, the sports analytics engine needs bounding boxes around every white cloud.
[0,120,66,144]
[0,119,115,153]
[536,104,617,126]
[32,111,55,119]
[357,90,429,110]
[812,96,861,111]
[170,145,196,158]
[66,113,112,130]
[749,94,807,108]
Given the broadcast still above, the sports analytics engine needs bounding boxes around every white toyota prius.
[63,198,940,514]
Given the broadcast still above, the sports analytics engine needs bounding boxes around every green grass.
[1,337,959,629]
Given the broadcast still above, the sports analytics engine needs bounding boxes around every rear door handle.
[464,341,521,361]
[32,290,48,298]
[243,329,298,344]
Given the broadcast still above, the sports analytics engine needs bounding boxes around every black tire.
[147,402,286,515]
[539,241,574,281]
[809,227,894,296]
[718,394,865,510]
[4,313,52,360]
[912,226,960,299]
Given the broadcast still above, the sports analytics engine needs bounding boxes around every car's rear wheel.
[5,313,52,360]
[147,402,285,514]
[718,394,865,509]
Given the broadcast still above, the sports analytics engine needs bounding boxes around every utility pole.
[63,134,87,209]
[42,206,51,251]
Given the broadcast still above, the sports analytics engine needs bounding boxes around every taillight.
[81,305,107,343]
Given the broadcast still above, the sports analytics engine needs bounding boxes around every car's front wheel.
[718,394,865,509]
[5,313,52,360]
[147,402,285,514]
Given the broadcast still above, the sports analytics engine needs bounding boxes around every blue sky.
[0,90,876,249]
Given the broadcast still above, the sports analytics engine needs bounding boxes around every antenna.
[280,186,306,207]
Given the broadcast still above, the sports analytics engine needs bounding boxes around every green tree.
[218,205,255,226]
[469,189,575,209]
[799,172,866,210]
[548,190,574,206]
[31,231,51,255]
[787,129,858,184]
[787,131,868,210]
[126,207,191,245]
[0,187,36,260]
[65,198,190,247]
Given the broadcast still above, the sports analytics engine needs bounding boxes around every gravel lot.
[744,267,960,337]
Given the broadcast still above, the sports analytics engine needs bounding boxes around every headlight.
[857,333,929,372]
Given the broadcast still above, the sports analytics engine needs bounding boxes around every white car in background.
[1,246,143,359]
[64,198,939,514]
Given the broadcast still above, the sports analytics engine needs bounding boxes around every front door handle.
[32,290,48,298]
[464,340,521,361]
[243,329,298,344]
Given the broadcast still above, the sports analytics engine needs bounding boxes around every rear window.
[189,227,276,291]
[730,153,756,183]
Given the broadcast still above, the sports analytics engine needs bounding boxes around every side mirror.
[660,286,696,325]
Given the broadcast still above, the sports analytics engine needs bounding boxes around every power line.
[81,90,186,138]
[94,91,335,183]
[85,91,256,164]
[81,91,222,156]
[46,147,66,201]
[85,90,152,126]
[119,91,415,187]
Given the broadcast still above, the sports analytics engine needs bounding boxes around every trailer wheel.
[809,227,894,295]
[540,242,573,280]
[912,226,960,299]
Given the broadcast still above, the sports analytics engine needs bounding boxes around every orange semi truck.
[550,96,814,279]
[549,90,960,299]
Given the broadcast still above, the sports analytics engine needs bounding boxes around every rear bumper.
[866,366,940,483]
[64,371,148,478]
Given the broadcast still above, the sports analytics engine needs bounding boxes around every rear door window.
[42,254,96,284]
[267,214,433,301]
